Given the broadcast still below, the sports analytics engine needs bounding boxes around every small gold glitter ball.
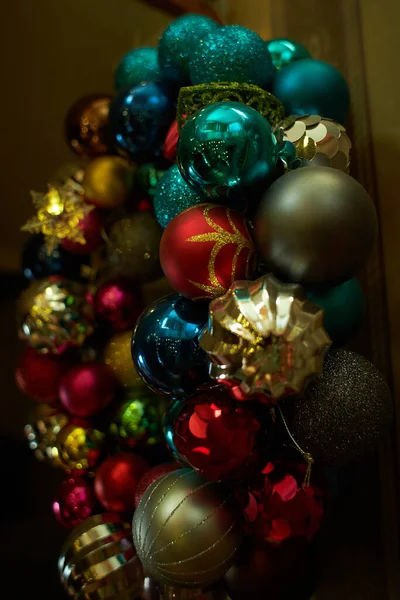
[56,423,104,473]
[103,330,144,389]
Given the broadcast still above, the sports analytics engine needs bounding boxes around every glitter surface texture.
[154,164,206,228]
[190,25,275,90]
[114,47,161,91]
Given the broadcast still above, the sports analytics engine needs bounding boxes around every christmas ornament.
[82,155,135,209]
[178,102,279,200]
[142,578,232,600]
[177,82,285,130]
[59,513,143,599]
[165,386,263,480]
[106,212,162,282]
[158,14,220,85]
[266,38,311,70]
[200,274,330,400]
[94,278,142,331]
[109,389,167,448]
[132,468,243,587]
[109,82,175,163]
[281,349,393,465]
[277,114,352,171]
[56,422,104,473]
[154,164,206,228]
[15,347,72,404]
[22,235,90,282]
[189,25,275,90]
[17,278,94,354]
[255,167,378,285]
[134,463,179,508]
[131,293,209,398]
[273,59,350,124]
[103,330,145,389]
[307,278,365,345]
[160,204,256,300]
[60,207,105,254]
[163,119,179,162]
[94,452,149,512]
[53,477,95,528]
[135,161,168,197]
[24,405,69,466]
[115,47,161,91]
[65,94,113,157]
[59,363,117,418]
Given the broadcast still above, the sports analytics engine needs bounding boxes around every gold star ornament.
[200,274,331,400]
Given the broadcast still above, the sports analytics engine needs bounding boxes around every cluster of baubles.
[17,12,393,600]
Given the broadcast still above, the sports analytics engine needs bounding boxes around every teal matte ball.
[154,164,206,228]
[307,278,366,345]
[190,25,275,89]
[273,59,350,123]
[267,38,311,70]
[114,47,161,91]
[158,14,219,86]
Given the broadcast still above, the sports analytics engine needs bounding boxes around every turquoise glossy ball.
[190,25,275,89]
[114,47,161,91]
[273,59,350,123]
[267,38,311,70]
[178,101,278,199]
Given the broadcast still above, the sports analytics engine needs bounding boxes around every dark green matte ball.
[114,47,161,91]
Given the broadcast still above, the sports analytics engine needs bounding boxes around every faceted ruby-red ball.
[59,363,117,417]
[163,119,179,163]
[95,452,149,512]
[160,203,256,300]
[53,477,95,528]
[134,463,180,508]
[61,208,104,254]
[94,278,142,331]
[15,347,72,403]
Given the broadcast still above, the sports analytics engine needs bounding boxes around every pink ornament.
[94,278,142,331]
[61,208,104,254]
[163,119,179,163]
[59,363,117,417]
[53,477,95,528]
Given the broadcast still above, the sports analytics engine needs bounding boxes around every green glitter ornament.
[114,47,161,91]
[266,38,311,70]
[154,165,206,228]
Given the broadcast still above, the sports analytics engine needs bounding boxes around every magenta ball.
[59,363,117,417]
[61,208,105,255]
[94,278,142,331]
[53,477,95,528]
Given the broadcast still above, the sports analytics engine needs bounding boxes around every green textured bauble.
[114,47,161,91]
[158,14,219,86]
[307,278,365,345]
[190,25,275,90]
[266,38,311,70]
[154,165,206,228]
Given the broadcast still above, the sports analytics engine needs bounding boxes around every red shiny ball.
[169,387,262,481]
[59,363,117,417]
[160,204,256,300]
[134,463,179,508]
[163,119,179,163]
[53,477,95,528]
[95,452,149,512]
[15,347,72,403]
[94,278,142,331]
[61,208,105,254]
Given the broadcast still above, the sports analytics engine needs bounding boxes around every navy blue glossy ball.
[109,82,176,164]
[131,294,209,399]
[22,235,89,282]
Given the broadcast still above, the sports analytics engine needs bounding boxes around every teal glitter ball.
[273,58,350,123]
[114,47,161,91]
[154,164,206,228]
[178,101,279,199]
[190,25,275,89]
[267,38,311,70]
[307,278,366,345]
[158,14,219,86]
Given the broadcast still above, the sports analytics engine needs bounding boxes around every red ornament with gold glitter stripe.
[160,203,256,300]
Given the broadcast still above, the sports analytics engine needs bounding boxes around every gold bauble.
[133,468,243,588]
[83,155,135,209]
[59,513,143,599]
[56,423,104,473]
[142,577,232,599]
[24,404,68,467]
[103,330,144,389]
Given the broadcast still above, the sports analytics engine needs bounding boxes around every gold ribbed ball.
[59,513,143,599]
[103,330,144,389]
[83,155,135,209]
[133,468,243,588]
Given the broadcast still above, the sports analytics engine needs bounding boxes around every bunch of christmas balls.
[16,13,392,600]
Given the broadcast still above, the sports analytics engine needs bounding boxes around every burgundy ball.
[53,477,95,528]
[59,363,117,417]
[15,347,72,403]
[95,452,149,512]
[94,278,142,331]
[61,208,104,254]
[134,463,179,508]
